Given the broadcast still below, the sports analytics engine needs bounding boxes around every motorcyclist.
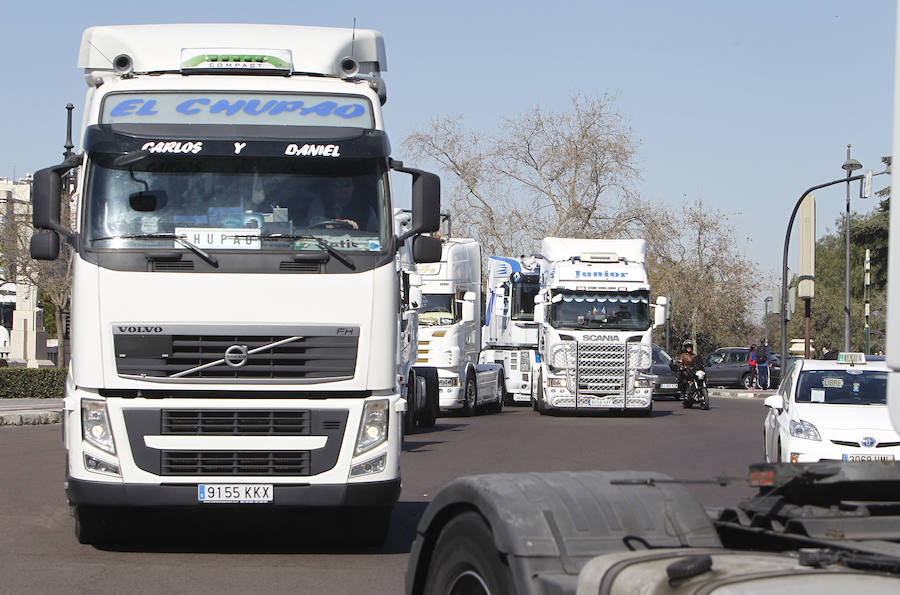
[672,339,702,400]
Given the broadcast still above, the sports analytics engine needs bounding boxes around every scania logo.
[116,326,164,333]
[224,345,249,368]
[861,436,877,448]
[582,334,618,342]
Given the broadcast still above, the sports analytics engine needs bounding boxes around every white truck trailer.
[28,24,443,545]
[532,238,666,414]
[415,238,503,415]
[480,256,541,404]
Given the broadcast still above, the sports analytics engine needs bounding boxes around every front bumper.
[544,389,653,410]
[785,443,900,463]
[66,476,401,508]
[439,385,463,410]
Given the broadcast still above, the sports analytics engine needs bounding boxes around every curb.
[0,410,62,426]
[708,389,774,400]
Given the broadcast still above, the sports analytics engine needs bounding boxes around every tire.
[341,506,392,547]
[501,374,513,406]
[776,439,783,463]
[404,370,418,435]
[415,367,439,428]
[461,372,477,417]
[535,373,548,415]
[486,374,504,414]
[422,511,515,595]
[638,399,653,417]
[682,388,693,409]
[741,373,752,389]
[700,387,710,410]
[74,505,115,545]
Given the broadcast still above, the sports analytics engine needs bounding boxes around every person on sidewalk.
[748,343,757,389]
[755,340,772,389]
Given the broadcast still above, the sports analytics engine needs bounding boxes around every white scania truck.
[29,24,443,545]
[532,238,666,415]
[415,238,503,415]
[480,256,541,404]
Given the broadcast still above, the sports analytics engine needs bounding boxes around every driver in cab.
[307,177,376,231]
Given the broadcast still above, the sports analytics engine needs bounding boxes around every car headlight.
[82,399,116,454]
[695,370,706,380]
[438,376,459,387]
[355,399,390,456]
[789,419,822,441]
[520,351,531,373]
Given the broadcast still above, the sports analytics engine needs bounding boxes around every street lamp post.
[842,145,862,353]
[764,296,772,344]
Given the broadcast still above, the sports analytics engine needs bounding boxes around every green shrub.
[0,367,67,399]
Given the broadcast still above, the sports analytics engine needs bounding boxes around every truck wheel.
[416,367,439,428]
[536,374,548,415]
[486,374,504,414]
[422,511,514,595]
[74,505,115,545]
[461,373,477,417]
[341,506,392,547]
[501,376,513,406]
[404,370,418,435]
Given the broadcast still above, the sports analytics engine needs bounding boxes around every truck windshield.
[510,281,540,321]
[549,290,650,330]
[85,154,387,252]
[795,370,887,405]
[418,294,457,326]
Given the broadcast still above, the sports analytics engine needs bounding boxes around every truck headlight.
[355,399,389,456]
[548,377,567,388]
[82,399,116,455]
[789,419,821,441]
[634,377,652,388]
[438,377,459,387]
[520,351,531,373]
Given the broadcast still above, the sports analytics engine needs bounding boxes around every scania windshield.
[549,290,650,330]
[417,294,458,326]
[84,154,388,253]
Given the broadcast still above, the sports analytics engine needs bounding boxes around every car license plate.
[198,484,273,503]
[661,383,678,389]
[842,454,895,462]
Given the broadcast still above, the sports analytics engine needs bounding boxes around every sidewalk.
[0,399,63,426]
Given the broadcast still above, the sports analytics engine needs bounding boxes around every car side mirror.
[764,394,784,413]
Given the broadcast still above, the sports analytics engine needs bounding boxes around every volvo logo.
[861,436,877,448]
[116,326,164,333]
[224,345,249,368]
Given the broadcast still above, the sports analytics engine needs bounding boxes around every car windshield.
[654,347,672,365]
[795,369,887,405]
[510,280,540,321]
[85,154,388,252]
[549,290,650,330]
[417,294,457,326]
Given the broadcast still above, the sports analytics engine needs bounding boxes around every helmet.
[682,339,694,348]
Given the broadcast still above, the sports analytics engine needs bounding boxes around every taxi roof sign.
[837,352,867,365]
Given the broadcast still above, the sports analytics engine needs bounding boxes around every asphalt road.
[0,397,764,594]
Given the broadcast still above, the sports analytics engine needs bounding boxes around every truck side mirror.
[392,161,441,240]
[409,286,423,310]
[653,296,667,328]
[30,230,60,260]
[534,303,546,324]
[412,235,442,263]
[32,154,80,234]
[462,291,476,323]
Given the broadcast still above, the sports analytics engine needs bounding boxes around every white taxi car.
[763,354,898,463]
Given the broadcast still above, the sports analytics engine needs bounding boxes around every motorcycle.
[681,367,710,410]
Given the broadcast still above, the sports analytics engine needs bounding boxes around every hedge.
[0,367,67,399]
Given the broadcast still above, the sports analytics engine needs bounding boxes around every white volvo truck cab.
[532,238,666,415]
[415,238,502,415]
[29,24,443,545]
[480,256,541,404]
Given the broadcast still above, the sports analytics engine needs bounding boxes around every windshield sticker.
[811,389,825,403]
[284,144,341,157]
[293,235,381,252]
[141,141,204,154]
[102,93,374,128]
[175,227,261,250]
[822,378,844,388]
[847,368,863,375]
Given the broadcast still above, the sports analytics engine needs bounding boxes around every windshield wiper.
[258,234,357,271]
[93,233,218,268]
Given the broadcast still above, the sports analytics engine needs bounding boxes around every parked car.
[650,345,680,398]
[763,355,897,463]
[704,347,780,389]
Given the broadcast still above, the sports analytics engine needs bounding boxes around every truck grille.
[576,342,626,393]
[114,333,358,381]
[162,410,310,435]
[161,451,311,475]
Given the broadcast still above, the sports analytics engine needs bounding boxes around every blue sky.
[1,0,895,289]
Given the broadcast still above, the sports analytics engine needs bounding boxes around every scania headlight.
[634,377,652,388]
[695,370,706,380]
[789,419,822,441]
[81,399,116,455]
[355,399,389,456]
[438,376,459,387]
[520,351,531,373]
[548,377,567,388]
